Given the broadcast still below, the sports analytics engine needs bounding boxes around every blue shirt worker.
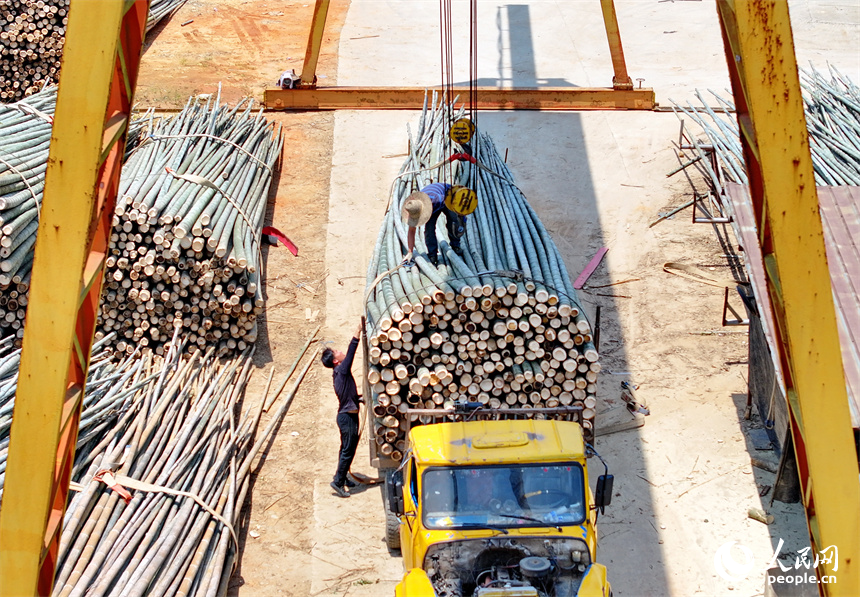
[402,182,466,266]
[321,320,364,498]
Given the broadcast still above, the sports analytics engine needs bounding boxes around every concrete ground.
[137,1,860,596]
[315,2,858,596]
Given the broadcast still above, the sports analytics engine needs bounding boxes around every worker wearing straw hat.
[321,320,364,498]
[402,182,466,267]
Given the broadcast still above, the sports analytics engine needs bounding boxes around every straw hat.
[401,191,432,227]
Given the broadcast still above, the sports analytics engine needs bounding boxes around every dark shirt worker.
[321,320,363,498]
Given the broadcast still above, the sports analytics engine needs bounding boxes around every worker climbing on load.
[321,320,364,498]
[402,183,467,267]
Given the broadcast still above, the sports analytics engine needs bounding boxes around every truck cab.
[389,419,612,597]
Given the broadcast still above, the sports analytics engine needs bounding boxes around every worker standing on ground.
[321,320,364,498]
[402,182,466,266]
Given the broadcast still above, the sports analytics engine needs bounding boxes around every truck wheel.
[383,471,402,551]
[385,504,401,550]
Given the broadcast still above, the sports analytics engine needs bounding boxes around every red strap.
[449,153,477,164]
[262,226,299,256]
[94,469,133,504]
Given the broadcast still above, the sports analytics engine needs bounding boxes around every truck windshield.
[422,463,586,530]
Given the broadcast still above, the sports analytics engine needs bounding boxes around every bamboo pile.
[0,0,192,104]
[0,0,67,102]
[0,85,55,343]
[364,95,599,461]
[0,332,139,501]
[0,87,154,346]
[1,316,318,595]
[48,332,316,597]
[670,66,860,188]
[801,66,860,185]
[0,337,24,492]
[96,92,283,357]
[146,0,189,33]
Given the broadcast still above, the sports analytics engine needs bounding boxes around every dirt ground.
[136,2,814,596]
[137,0,346,107]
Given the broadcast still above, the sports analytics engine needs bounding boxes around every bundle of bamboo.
[0,85,54,341]
[364,95,599,460]
[0,87,156,346]
[146,0,189,33]
[96,92,283,356]
[0,332,140,502]
[0,0,68,102]
[671,66,860,188]
[0,0,193,104]
[44,330,316,596]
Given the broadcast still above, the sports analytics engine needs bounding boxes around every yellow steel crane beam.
[265,0,655,111]
[0,1,148,595]
[716,1,860,593]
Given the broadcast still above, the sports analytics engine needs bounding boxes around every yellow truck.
[380,416,613,597]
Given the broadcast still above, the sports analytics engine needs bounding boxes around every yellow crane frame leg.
[0,1,148,595]
[717,1,860,594]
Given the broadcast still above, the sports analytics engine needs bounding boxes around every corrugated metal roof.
[726,182,860,429]
[818,186,860,429]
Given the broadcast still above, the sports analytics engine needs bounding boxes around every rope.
[469,0,478,153]
[10,101,54,124]
[114,473,239,549]
[0,154,41,219]
[147,133,273,173]
[440,0,455,186]
[164,169,257,234]
[389,152,508,192]
[364,264,404,305]
[164,167,263,267]
[70,471,239,550]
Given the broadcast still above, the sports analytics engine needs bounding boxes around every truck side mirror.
[387,470,404,516]
[594,474,614,514]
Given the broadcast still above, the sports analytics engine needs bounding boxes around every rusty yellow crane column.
[717,1,860,594]
[0,1,148,595]
[599,0,634,90]
[299,0,330,87]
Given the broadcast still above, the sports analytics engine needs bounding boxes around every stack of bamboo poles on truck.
[364,95,599,461]
[96,91,283,357]
[670,65,860,188]
[0,0,68,102]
